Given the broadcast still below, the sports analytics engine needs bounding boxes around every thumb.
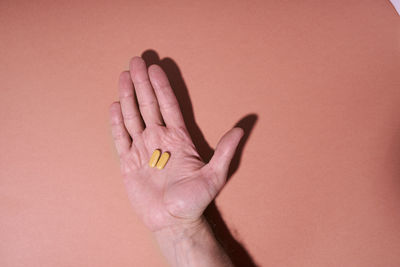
[207,127,244,178]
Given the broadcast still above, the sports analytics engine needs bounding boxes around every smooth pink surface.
[1,0,400,266]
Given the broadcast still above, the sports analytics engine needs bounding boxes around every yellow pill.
[156,152,170,170]
[149,149,161,168]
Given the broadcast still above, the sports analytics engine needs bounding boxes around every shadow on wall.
[142,49,259,267]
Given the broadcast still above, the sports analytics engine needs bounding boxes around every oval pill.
[149,149,161,168]
[156,152,170,170]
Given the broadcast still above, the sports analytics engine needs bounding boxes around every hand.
[109,57,243,232]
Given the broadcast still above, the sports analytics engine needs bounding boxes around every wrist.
[153,216,233,267]
[153,216,208,244]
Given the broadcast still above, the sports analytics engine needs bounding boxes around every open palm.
[110,57,243,232]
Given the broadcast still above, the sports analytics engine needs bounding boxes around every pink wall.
[1,0,400,266]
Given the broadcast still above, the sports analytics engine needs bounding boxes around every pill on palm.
[156,152,170,170]
[149,149,161,168]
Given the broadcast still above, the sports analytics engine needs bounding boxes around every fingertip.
[129,56,146,69]
[118,71,133,97]
[234,127,244,139]
[148,64,169,88]
[109,101,122,122]
[130,55,143,62]
[129,56,150,84]
[109,101,121,112]
[109,101,121,125]
[148,64,161,74]
[119,70,131,83]
[221,127,244,145]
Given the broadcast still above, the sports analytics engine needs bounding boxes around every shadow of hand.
[142,49,259,267]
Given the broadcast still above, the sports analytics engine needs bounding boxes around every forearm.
[154,216,233,267]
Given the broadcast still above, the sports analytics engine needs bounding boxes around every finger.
[118,71,144,134]
[109,101,131,156]
[129,57,163,127]
[206,127,244,178]
[148,64,186,129]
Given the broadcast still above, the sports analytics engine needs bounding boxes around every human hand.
[109,57,243,233]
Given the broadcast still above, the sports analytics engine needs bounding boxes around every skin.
[109,56,243,267]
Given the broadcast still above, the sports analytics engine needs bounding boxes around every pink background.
[1,0,400,266]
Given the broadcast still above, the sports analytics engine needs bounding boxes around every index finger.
[148,64,186,130]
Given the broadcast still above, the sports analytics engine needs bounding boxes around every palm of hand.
[121,125,220,231]
[110,57,243,232]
